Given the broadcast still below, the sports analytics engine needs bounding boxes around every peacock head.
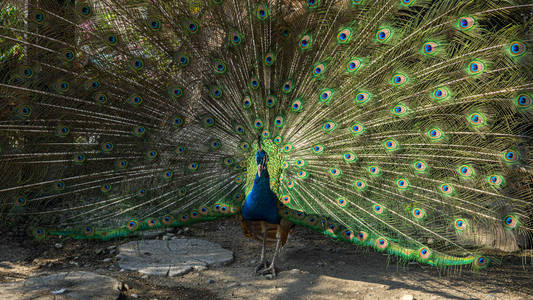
[245,138,284,196]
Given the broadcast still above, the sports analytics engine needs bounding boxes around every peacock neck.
[245,139,283,198]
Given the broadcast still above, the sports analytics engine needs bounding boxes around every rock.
[68,261,79,267]
[288,268,300,274]
[131,293,138,298]
[141,274,149,279]
[107,245,116,250]
[51,288,67,294]
[103,258,112,263]
[0,271,121,300]
[228,282,240,288]
[183,227,190,233]
[54,243,63,249]
[162,235,170,240]
[250,260,257,265]
[264,274,273,280]
[109,249,116,255]
[194,265,207,271]
[95,248,104,255]
[117,239,233,277]
[401,295,414,300]
[207,279,215,284]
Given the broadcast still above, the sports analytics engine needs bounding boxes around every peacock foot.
[254,260,270,275]
[258,264,278,277]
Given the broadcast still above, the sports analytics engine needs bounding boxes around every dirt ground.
[1,217,532,300]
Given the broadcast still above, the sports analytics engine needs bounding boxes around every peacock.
[0,0,532,276]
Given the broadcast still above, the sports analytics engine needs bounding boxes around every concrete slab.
[117,239,233,276]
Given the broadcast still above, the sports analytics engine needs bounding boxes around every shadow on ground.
[1,217,532,299]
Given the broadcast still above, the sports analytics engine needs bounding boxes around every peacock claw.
[258,264,278,277]
[254,260,270,275]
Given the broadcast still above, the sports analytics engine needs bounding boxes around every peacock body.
[0,0,532,271]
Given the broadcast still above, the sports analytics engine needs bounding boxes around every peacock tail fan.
[0,0,532,270]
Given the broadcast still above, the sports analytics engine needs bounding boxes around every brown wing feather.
[240,217,294,247]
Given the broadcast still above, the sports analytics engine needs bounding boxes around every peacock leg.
[259,226,281,277]
[254,222,269,274]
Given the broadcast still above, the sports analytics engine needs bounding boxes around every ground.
[1,217,532,300]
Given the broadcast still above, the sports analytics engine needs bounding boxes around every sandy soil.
[1,217,532,300]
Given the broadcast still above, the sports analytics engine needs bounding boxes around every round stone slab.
[117,239,233,276]
[0,271,121,300]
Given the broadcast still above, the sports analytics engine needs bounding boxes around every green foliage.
[0,5,23,63]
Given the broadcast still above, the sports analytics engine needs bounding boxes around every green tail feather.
[0,0,532,271]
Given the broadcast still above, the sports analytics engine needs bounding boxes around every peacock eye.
[337,28,352,44]
[376,28,392,42]
[383,138,398,151]
[468,60,485,75]
[457,16,475,30]
[256,4,269,20]
[514,93,531,109]
[312,63,325,77]
[432,87,450,101]
[299,35,312,50]
[502,150,519,163]
[391,73,407,86]
[392,104,408,116]
[322,121,336,133]
[422,42,438,55]
[349,124,360,135]
[214,60,227,74]
[347,58,361,73]
[509,41,526,57]
[427,128,443,140]
[264,52,276,66]
[353,179,366,190]
[291,98,303,112]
